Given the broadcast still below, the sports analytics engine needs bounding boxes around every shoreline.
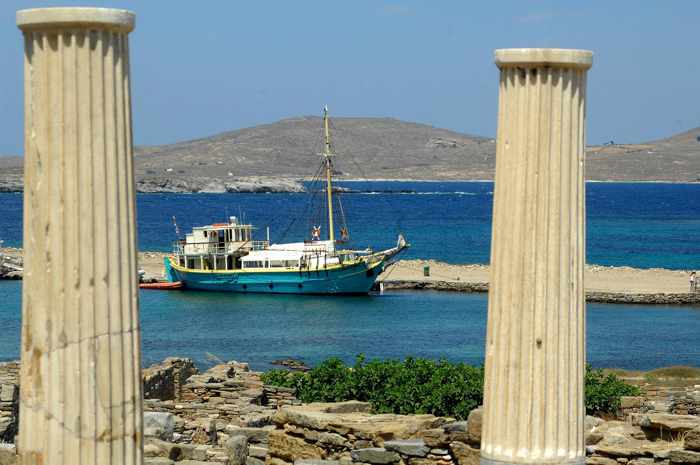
[5,249,700,305]
[376,260,700,305]
[3,179,700,195]
[379,280,700,305]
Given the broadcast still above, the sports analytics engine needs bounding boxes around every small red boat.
[139,281,183,290]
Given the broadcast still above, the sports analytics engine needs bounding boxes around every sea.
[1,181,699,370]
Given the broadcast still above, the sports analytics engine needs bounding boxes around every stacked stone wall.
[0,362,19,443]
[619,385,700,418]
[266,401,482,465]
[264,386,301,409]
[143,357,199,401]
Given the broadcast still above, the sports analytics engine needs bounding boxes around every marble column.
[481,49,593,465]
[16,8,142,465]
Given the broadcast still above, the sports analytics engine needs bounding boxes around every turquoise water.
[1,182,700,370]
[1,280,698,370]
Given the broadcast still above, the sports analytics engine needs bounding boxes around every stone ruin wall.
[143,357,199,402]
[619,385,700,417]
[0,359,700,465]
[267,401,482,465]
[0,362,18,443]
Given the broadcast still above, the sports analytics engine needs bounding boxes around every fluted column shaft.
[17,8,142,465]
[481,49,593,465]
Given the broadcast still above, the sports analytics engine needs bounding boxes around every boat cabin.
[174,216,267,270]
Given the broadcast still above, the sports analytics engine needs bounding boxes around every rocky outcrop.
[0,166,22,193]
[0,251,22,281]
[135,177,305,194]
[0,174,306,194]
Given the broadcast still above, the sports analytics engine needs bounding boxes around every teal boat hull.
[164,257,385,295]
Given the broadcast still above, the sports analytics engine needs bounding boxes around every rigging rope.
[277,160,325,243]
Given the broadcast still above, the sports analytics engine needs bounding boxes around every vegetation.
[262,356,640,419]
[602,366,700,386]
[645,366,700,380]
[584,365,642,416]
[262,356,483,419]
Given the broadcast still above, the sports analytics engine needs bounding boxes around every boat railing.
[250,241,270,250]
[173,240,269,255]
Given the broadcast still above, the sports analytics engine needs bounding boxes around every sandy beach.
[378,259,695,295]
[3,248,698,303]
[134,252,694,295]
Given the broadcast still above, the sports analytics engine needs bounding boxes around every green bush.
[585,365,641,415]
[262,355,483,419]
[262,357,639,419]
[261,368,301,389]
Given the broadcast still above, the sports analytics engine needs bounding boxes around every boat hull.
[164,257,384,295]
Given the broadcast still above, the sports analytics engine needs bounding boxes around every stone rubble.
[0,358,698,465]
[267,401,479,465]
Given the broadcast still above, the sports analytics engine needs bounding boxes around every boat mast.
[323,105,335,243]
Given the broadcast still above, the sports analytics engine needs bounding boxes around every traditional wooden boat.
[164,107,408,294]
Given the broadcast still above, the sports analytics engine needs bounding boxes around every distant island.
[1,116,699,192]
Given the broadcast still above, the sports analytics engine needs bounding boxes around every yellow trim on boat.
[167,255,383,274]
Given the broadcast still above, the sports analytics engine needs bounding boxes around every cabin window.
[268,260,295,268]
[243,260,265,269]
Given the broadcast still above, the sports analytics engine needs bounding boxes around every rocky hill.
[0,156,22,192]
[133,116,495,183]
[586,127,700,182]
[1,118,699,192]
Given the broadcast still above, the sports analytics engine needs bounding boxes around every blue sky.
[1,1,699,155]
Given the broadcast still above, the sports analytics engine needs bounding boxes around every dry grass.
[656,429,689,447]
[603,366,700,387]
[645,366,700,379]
